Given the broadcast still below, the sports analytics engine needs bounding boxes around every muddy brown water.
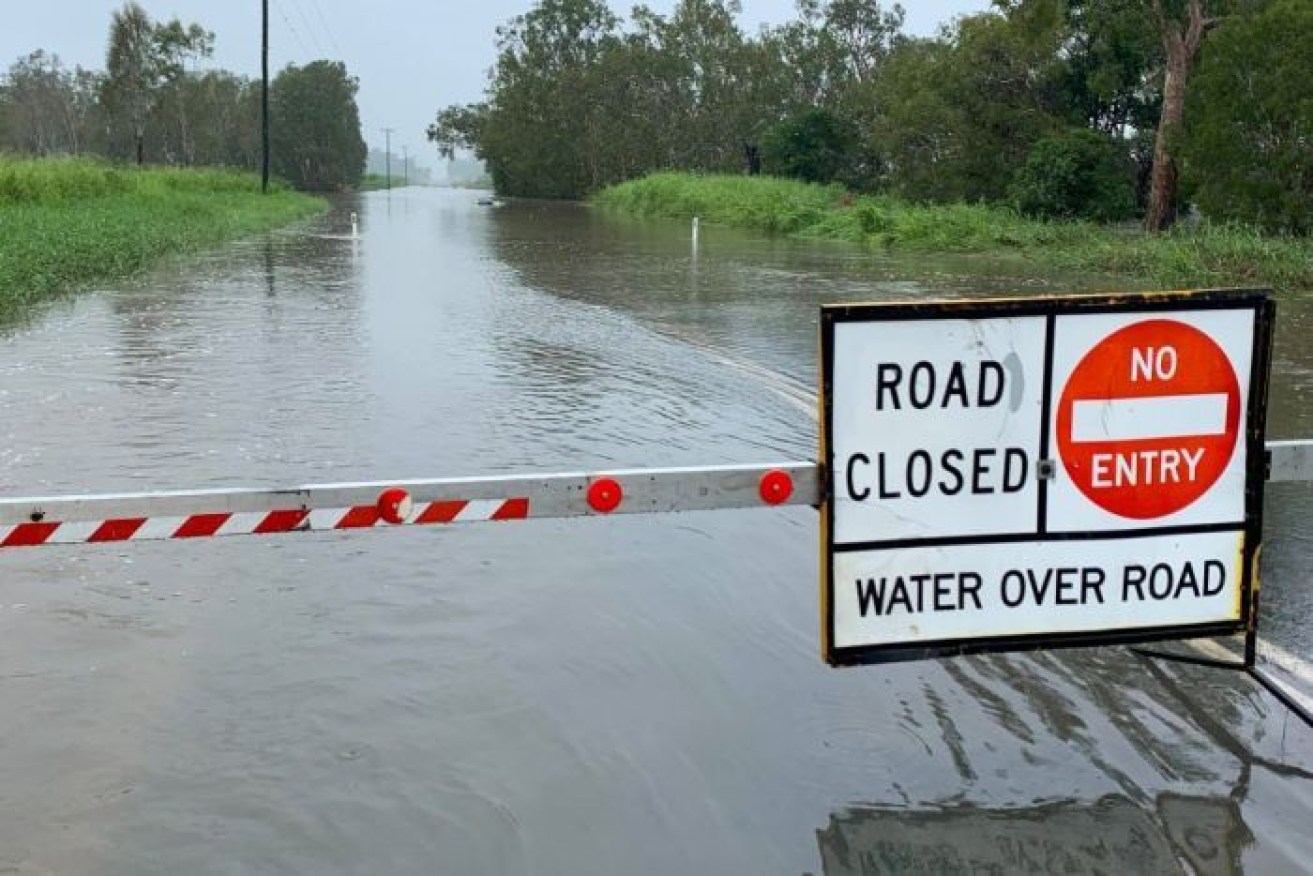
[1,188,1309,874]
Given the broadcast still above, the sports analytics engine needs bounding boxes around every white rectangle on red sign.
[832,530,1243,650]
[1070,393,1230,443]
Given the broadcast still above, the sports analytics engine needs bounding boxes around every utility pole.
[381,128,395,190]
[261,0,270,193]
[402,145,409,187]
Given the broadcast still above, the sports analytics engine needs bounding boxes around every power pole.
[402,145,409,187]
[381,128,395,190]
[261,0,270,193]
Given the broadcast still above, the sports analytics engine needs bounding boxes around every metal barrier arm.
[0,462,820,549]
[1,438,1309,550]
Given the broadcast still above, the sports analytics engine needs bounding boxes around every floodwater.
[0,187,1309,874]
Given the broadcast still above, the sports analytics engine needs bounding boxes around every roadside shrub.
[1011,130,1137,222]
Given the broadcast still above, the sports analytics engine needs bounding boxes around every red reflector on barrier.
[759,469,793,505]
[377,488,412,525]
[587,478,623,513]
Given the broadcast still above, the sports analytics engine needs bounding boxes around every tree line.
[429,0,1311,234]
[0,1,367,191]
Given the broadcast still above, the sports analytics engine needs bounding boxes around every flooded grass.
[0,157,326,310]
[595,172,1313,293]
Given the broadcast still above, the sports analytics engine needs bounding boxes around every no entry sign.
[820,290,1273,666]
[1056,319,1241,519]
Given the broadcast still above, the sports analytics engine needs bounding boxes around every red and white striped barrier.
[1,441,1308,552]
[0,498,531,549]
[0,463,816,550]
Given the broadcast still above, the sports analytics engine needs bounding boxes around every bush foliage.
[1182,0,1313,235]
[1011,130,1137,222]
[760,108,857,185]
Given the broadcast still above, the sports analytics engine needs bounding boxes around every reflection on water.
[0,188,1310,875]
[818,792,1250,876]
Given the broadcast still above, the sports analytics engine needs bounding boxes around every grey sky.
[1,1,989,165]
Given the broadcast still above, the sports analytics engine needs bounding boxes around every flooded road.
[1,187,1309,874]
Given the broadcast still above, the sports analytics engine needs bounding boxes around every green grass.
[0,156,326,311]
[594,172,1313,292]
[358,173,406,191]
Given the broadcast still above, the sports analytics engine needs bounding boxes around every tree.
[431,0,622,198]
[427,104,486,161]
[428,0,803,197]
[865,37,960,200]
[1051,0,1161,138]
[161,71,256,168]
[151,19,215,165]
[102,2,156,164]
[645,0,753,172]
[1143,0,1221,231]
[823,0,906,86]
[1182,0,1313,233]
[0,51,102,155]
[765,0,904,110]
[1001,0,1258,229]
[788,0,906,188]
[870,11,1065,202]
[761,107,857,183]
[1011,128,1137,220]
[269,60,366,190]
[101,3,213,165]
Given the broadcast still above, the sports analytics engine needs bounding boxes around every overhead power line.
[286,0,326,57]
[271,0,314,58]
[306,0,343,56]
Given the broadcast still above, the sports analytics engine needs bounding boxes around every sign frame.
[819,289,1275,667]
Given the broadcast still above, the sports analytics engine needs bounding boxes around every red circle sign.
[1056,319,1240,519]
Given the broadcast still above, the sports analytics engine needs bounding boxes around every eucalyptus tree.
[102,2,212,164]
[102,2,156,164]
[1142,0,1224,230]
[269,61,367,190]
[0,51,101,155]
[151,19,215,165]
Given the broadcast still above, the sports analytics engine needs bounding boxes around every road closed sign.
[820,290,1274,666]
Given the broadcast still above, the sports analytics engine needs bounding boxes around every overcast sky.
[1,1,990,166]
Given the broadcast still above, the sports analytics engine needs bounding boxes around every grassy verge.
[0,157,326,311]
[594,172,1313,292]
[358,173,406,191]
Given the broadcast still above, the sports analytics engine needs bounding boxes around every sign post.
[819,290,1274,666]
